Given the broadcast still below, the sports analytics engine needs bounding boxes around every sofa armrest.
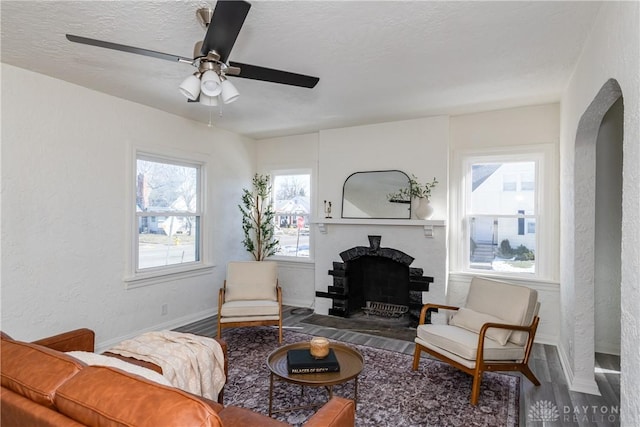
[32,328,95,352]
[304,397,355,427]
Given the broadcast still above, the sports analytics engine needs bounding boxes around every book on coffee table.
[287,348,340,374]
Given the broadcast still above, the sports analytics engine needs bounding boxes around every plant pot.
[413,197,434,220]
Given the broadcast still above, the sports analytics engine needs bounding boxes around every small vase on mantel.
[413,197,434,220]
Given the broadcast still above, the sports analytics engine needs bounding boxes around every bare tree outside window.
[136,156,201,270]
[272,173,311,258]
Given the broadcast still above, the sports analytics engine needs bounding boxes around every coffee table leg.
[354,376,358,404]
[268,373,274,416]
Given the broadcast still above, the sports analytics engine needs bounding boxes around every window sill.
[124,263,215,289]
[269,256,315,267]
[450,271,559,288]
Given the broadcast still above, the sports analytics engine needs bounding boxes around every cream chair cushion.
[224,261,278,302]
[220,300,280,318]
[449,307,512,345]
[416,324,526,361]
[464,277,538,345]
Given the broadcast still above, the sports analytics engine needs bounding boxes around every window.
[272,172,311,259]
[463,155,542,275]
[135,154,202,272]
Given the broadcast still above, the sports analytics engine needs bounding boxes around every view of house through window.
[467,161,537,274]
[272,173,311,258]
[136,156,201,270]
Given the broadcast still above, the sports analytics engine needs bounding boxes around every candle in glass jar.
[309,337,330,359]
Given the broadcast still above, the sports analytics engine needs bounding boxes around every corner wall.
[559,1,639,421]
[1,64,255,348]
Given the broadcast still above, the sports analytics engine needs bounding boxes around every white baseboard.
[95,308,217,353]
[594,343,621,356]
[283,298,314,308]
[557,342,601,396]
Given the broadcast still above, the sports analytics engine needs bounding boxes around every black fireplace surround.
[316,236,433,326]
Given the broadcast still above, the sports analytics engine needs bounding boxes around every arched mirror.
[342,170,411,219]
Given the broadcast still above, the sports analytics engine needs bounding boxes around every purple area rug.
[222,327,519,427]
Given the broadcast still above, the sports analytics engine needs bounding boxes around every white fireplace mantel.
[312,218,446,238]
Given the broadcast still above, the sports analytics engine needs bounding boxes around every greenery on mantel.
[239,174,279,261]
[388,174,439,202]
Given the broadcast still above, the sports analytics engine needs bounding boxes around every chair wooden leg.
[217,320,222,339]
[520,364,541,386]
[412,344,422,371]
[278,321,283,344]
[471,370,482,405]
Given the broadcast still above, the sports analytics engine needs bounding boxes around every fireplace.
[316,235,433,326]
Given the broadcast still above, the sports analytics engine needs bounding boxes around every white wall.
[448,104,560,343]
[1,64,255,349]
[318,117,449,221]
[594,97,623,355]
[450,103,560,150]
[559,1,639,422]
[314,117,450,311]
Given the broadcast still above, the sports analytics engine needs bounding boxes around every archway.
[572,78,622,394]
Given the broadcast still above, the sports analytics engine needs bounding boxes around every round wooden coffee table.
[266,341,364,416]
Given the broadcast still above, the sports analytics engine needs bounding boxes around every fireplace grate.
[362,301,408,318]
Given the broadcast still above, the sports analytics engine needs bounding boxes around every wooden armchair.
[217,261,282,343]
[412,276,540,405]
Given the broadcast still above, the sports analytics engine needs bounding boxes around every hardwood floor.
[176,306,621,426]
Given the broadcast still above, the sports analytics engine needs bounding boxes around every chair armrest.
[219,287,226,307]
[304,397,355,427]
[476,316,540,362]
[418,303,460,325]
[32,328,95,352]
[276,285,283,303]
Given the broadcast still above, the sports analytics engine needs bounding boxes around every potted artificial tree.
[238,174,279,260]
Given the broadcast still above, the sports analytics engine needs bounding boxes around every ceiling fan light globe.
[221,79,240,104]
[179,74,201,100]
[199,94,219,106]
[201,70,222,96]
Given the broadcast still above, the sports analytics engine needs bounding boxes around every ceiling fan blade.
[229,62,319,88]
[66,34,193,64]
[201,0,251,63]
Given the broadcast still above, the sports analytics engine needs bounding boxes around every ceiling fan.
[66,0,319,106]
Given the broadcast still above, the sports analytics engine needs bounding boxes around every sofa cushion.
[465,277,538,345]
[449,307,512,345]
[1,387,86,427]
[0,338,84,409]
[416,324,525,361]
[225,261,278,302]
[220,299,280,317]
[55,366,222,427]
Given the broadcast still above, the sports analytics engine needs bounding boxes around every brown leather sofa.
[1,329,355,427]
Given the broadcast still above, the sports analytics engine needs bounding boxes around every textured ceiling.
[1,1,601,139]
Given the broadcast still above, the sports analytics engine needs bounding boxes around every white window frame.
[451,144,558,280]
[269,168,314,263]
[124,147,212,288]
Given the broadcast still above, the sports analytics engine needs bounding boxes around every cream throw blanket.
[107,331,226,401]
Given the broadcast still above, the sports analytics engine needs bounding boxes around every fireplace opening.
[348,255,410,315]
[317,235,433,326]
